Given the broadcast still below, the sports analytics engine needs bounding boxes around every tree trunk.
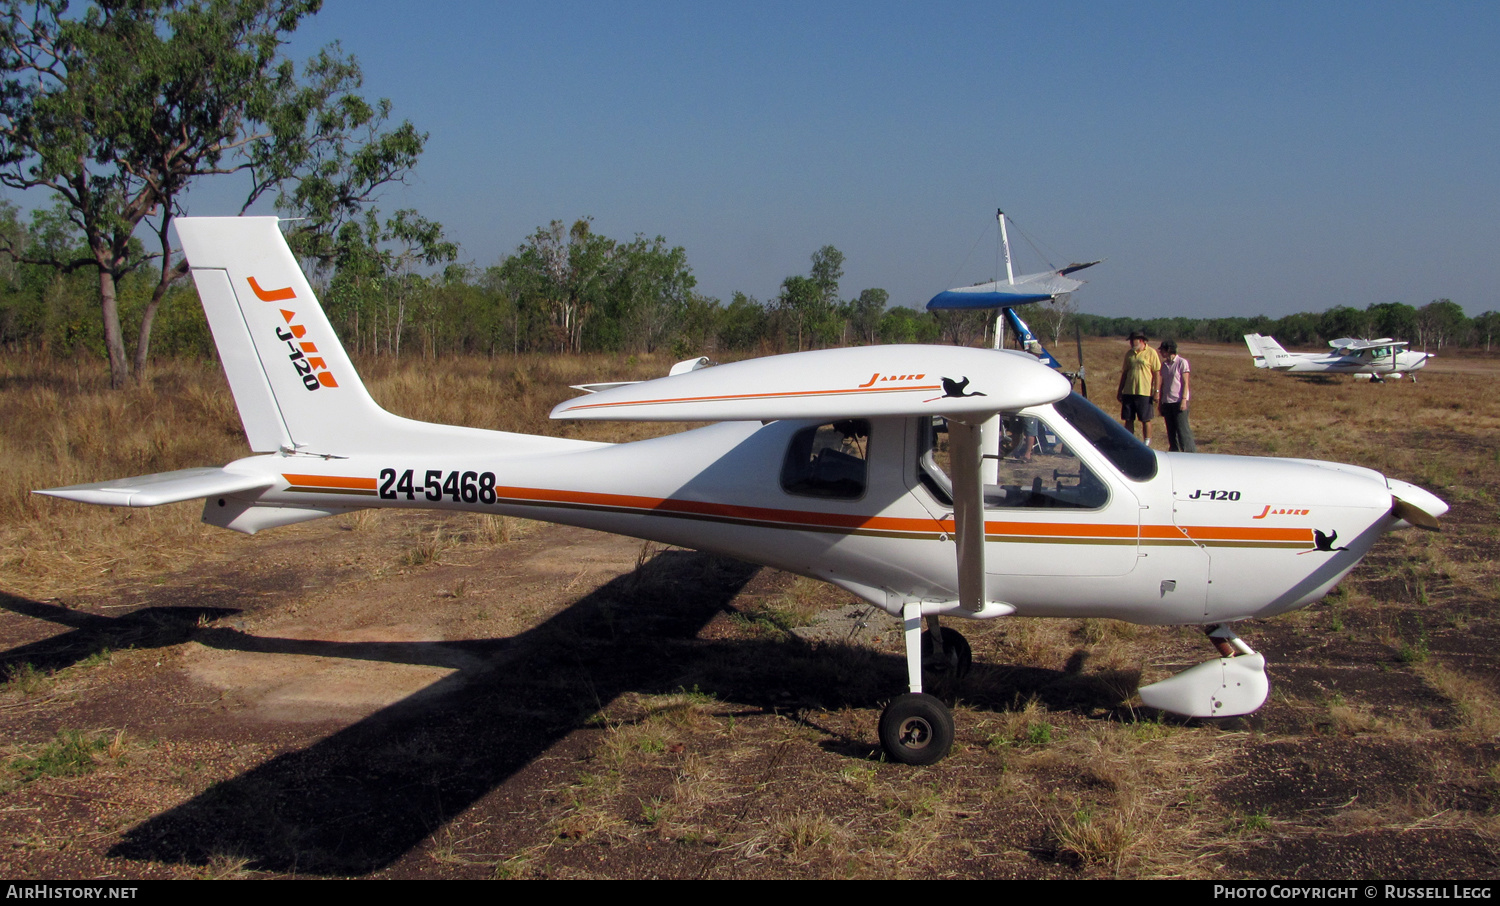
[99,268,130,389]
[133,292,162,379]
[132,261,187,378]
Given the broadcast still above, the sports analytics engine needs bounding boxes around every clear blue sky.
[186,1,1500,318]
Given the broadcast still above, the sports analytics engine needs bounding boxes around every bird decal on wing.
[927,376,987,402]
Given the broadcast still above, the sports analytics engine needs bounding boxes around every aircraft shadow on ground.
[0,593,239,675]
[105,550,761,875]
[4,551,1133,875]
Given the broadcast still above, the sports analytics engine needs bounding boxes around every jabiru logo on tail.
[247,277,338,390]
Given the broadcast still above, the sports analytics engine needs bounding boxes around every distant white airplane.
[1244,334,1432,381]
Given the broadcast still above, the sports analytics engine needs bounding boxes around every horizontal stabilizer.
[203,498,353,534]
[36,467,272,508]
[570,356,713,394]
[570,381,638,394]
[552,345,1071,422]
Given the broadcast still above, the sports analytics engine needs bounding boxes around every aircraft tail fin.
[1245,333,1293,369]
[1257,334,1293,364]
[175,217,413,456]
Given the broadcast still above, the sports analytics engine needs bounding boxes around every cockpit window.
[781,420,870,499]
[988,414,1109,508]
[918,414,1108,509]
[1053,392,1158,482]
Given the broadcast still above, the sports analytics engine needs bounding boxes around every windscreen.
[1053,393,1159,482]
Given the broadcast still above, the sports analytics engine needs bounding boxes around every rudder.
[1243,333,1267,367]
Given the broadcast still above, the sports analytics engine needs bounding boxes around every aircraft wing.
[925,262,1099,311]
[36,467,273,507]
[552,345,1071,422]
[1332,338,1402,351]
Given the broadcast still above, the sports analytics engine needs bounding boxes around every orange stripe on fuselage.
[274,475,1314,546]
[492,485,939,533]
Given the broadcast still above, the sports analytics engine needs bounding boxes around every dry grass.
[1417,663,1500,741]
[986,710,1231,878]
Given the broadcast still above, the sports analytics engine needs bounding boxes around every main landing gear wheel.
[921,627,972,679]
[879,693,955,765]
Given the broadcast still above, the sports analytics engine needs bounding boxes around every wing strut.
[946,418,1009,616]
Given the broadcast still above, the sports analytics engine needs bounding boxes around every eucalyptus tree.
[501,219,616,354]
[1416,299,1469,350]
[0,0,431,386]
[606,234,695,354]
[847,287,887,345]
[1365,301,1418,342]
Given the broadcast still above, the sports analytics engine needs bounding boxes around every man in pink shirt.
[1158,339,1195,452]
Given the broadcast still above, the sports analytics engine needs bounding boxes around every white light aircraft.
[38,218,1449,765]
[1245,333,1431,381]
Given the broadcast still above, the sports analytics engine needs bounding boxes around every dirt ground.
[1,347,1497,879]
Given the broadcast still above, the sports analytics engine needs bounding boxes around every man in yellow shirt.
[1116,330,1162,446]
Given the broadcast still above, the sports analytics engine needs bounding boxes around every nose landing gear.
[1137,623,1270,718]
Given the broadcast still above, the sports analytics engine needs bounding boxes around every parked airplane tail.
[1244,333,1294,369]
[176,217,467,457]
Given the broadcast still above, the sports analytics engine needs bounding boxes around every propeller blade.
[1391,497,1441,531]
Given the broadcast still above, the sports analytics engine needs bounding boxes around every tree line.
[1074,299,1500,352]
[5,196,1497,368]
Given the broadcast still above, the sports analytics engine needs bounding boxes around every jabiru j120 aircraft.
[1245,333,1432,381]
[38,218,1448,765]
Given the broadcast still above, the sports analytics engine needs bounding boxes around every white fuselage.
[1270,350,1430,375]
[207,396,1405,628]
